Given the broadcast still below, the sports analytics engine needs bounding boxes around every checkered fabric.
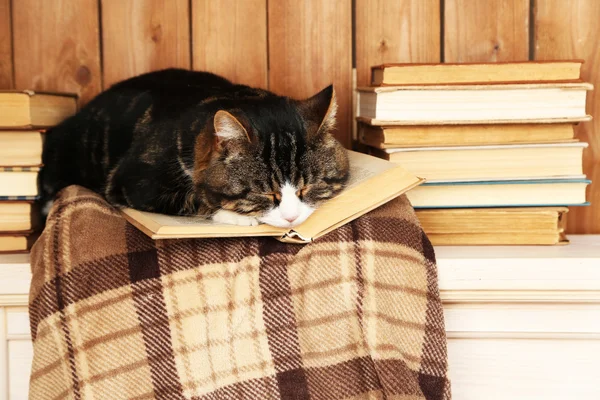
[29,185,451,400]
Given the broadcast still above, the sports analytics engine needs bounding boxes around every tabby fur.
[41,69,349,227]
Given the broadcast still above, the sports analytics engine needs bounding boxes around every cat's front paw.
[212,210,259,226]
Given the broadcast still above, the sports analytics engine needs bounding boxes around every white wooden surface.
[0,235,599,399]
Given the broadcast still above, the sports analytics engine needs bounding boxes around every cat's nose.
[284,215,298,223]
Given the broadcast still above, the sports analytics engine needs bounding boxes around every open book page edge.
[294,178,424,243]
[121,208,287,239]
[285,167,425,242]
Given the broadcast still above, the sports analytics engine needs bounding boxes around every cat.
[40,69,349,228]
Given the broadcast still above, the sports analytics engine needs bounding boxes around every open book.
[122,151,424,243]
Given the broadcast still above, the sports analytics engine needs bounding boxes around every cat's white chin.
[258,203,315,228]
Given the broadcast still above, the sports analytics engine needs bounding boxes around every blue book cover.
[0,196,39,201]
[421,178,591,186]
[411,178,591,209]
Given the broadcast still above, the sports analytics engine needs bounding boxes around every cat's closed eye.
[263,192,282,203]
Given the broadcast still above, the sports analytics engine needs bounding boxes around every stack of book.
[357,61,592,245]
[0,90,76,254]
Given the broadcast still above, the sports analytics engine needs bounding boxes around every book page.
[344,151,395,188]
[145,213,220,226]
[288,151,423,241]
[121,208,288,238]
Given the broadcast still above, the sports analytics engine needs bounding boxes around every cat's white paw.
[212,210,259,226]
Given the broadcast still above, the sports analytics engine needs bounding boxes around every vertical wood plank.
[268,0,352,148]
[12,0,101,105]
[191,0,267,88]
[535,0,600,233]
[0,0,13,89]
[355,0,441,87]
[444,0,530,62]
[101,0,191,88]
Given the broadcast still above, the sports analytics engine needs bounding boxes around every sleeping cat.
[40,69,349,228]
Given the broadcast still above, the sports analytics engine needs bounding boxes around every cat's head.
[200,85,349,228]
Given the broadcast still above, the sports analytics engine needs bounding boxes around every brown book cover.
[358,123,576,149]
[122,151,424,243]
[0,90,77,128]
[0,130,45,166]
[0,231,38,254]
[371,60,583,86]
[416,207,569,246]
[0,201,40,232]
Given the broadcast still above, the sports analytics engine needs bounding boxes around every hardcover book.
[0,130,44,166]
[0,90,77,128]
[371,60,583,86]
[369,142,587,181]
[357,82,592,124]
[358,123,575,149]
[0,166,40,197]
[416,207,569,245]
[407,178,589,208]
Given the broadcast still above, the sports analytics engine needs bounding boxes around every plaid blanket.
[29,186,451,400]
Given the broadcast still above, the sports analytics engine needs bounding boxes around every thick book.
[406,178,589,208]
[122,151,424,243]
[370,142,587,181]
[358,123,576,149]
[356,82,592,124]
[416,207,569,245]
[0,201,40,232]
[0,130,44,166]
[371,60,583,86]
[0,167,40,197]
[0,90,77,128]
[0,232,37,254]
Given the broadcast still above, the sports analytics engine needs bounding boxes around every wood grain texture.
[535,0,600,234]
[355,0,441,86]
[268,0,352,148]
[444,0,530,62]
[12,0,101,105]
[0,0,13,89]
[191,0,267,88]
[101,0,191,88]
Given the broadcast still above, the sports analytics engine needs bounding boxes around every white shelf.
[1,235,599,305]
[436,235,600,302]
[0,254,31,305]
[1,235,599,400]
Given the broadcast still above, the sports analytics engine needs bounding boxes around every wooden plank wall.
[0,0,13,89]
[12,0,102,105]
[534,0,600,233]
[2,0,599,233]
[101,0,191,88]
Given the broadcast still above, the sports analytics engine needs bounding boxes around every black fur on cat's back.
[40,68,349,217]
[41,69,233,213]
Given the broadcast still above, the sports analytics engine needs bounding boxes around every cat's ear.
[213,110,251,147]
[297,84,337,141]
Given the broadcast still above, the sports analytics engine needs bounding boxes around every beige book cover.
[122,151,424,243]
[0,90,77,128]
[370,60,583,86]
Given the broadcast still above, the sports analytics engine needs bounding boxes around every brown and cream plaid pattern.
[29,185,451,400]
